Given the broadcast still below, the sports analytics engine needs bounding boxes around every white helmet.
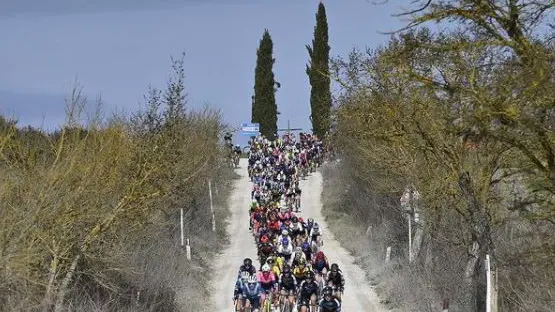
[262,264,271,272]
[248,275,258,284]
[282,230,289,236]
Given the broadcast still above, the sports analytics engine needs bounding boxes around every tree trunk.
[411,208,425,261]
[454,172,494,312]
[42,254,59,312]
[54,253,81,312]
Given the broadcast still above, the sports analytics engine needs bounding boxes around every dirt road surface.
[212,159,387,311]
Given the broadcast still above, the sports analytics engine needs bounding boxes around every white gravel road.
[211,159,387,312]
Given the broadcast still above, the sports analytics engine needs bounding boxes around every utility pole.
[277,119,302,135]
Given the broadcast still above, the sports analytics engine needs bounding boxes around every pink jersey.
[257,271,276,285]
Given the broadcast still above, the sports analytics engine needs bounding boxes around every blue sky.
[0,0,406,136]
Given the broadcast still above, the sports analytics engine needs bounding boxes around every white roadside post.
[385,246,392,263]
[401,187,413,263]
[486,254,492,312]
[408,213,413,263]
[209,179,216,232]
[180,208,184,247]
[186,239,191,260]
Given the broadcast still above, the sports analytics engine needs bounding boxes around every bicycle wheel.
[283,298,294,312]
[262,297,271,312]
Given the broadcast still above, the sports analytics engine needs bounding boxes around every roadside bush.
[0,56,234,312]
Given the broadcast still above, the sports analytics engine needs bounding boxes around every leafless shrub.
[0,56,235,312]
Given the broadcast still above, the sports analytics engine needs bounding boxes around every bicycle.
[234,296,246,312]
[278,289,296,312]
[294,194,301,213]
[261,289,275,312]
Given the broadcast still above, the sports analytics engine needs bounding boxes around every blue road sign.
[241,122,260,135]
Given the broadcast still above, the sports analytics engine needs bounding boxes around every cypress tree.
[252,29,278,139]
[306,2,331,138]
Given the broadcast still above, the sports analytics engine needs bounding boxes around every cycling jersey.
[289,222,305,236]
[292,266,310,280]
[256,272,276,291]
[278,243,293,256]
[241,284,262,309]
[258,243,274,256]
[291,251,307,267]
[267,220,281,232]
[299,280,319,300]
[319,298,341,312]
[279,273,297,291]
[271,264,281,278]
[312,253,329,273]
[326,271,345,290]
[238,264,257,277]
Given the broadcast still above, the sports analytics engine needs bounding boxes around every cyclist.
[277,236,294,263]
[294,181,302,211]
[257,264,278,310]
[241,275,263,312]
[266,256,281,280]
[312,251,330,275]
[277,230,290,246]
[298,271,319,311]
[319,286,341,312]
[325,263,345,302]
[310,222,323,250]
[305,218,314,236]
[232,144,241,166]
[291,246,307,268]
[257,264,277,291]
[289,216,305,240]
[238,258,257,277]
[233,271,250,310]
[292,258,311,284]
[301,240,313,262]
[258,238,275,269]
[278,265,297,309]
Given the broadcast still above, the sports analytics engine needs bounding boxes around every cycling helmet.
[307,218,314,224]
[266,257,275,266]
[331,263,339,272]
[261,235,269,243]
[313,223,319,229]
[299,258,306,265]
[244,258,253,266]
[262,264,271,272]
[323,285,333,296]
[307,271,315,280]
[291,216,298,223]
[282,230,289,236]
[295,246,302,253]
[248,275,257,284]
[282,265,291,273]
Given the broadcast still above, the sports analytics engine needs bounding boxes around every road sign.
[241,123,260,136]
